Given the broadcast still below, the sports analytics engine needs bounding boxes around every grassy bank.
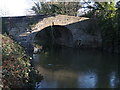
[1,34,43,89]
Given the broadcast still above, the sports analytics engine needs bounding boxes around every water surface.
[32,47,119,88]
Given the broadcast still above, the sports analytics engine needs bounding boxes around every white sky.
[0,0,39,17]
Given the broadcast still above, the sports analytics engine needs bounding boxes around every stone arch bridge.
[4,15,102,51]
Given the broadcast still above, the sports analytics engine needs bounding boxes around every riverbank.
[1,34,43,89]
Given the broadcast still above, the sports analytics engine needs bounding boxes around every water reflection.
[109,72,118,88]
[32,47,119,88]
[78,72,97,88]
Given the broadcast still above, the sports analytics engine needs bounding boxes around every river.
[32,47,119,88]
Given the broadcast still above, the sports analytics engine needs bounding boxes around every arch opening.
[33,25,73,48]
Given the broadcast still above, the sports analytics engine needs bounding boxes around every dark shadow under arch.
[34,25,73,47]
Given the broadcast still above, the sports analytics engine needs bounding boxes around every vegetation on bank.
[92,2,120,53]
[1,34,43,89]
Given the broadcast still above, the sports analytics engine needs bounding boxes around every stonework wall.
[4,15,102,51]
[32,15,102,48]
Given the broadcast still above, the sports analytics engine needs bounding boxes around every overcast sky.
[0,0,39,16]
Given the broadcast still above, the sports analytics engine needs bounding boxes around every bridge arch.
[33,25,73,47]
